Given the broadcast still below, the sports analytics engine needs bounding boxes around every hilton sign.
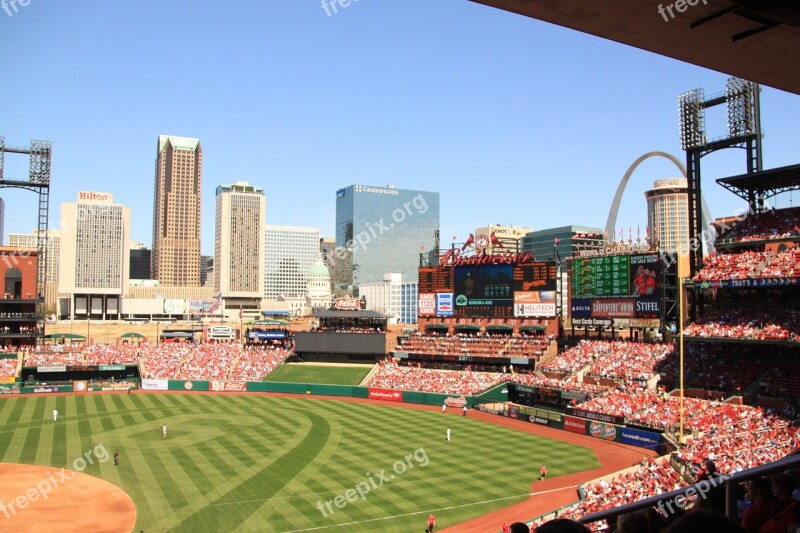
[78,191,113,203]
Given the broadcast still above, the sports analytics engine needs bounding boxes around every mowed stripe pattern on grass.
[263,365,372,385]
[0,394,599,532]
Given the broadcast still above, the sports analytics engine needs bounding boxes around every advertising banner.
[38,365,67,373]
[368,388,402,402]
[142,379,169,391]
[589,420,618,441]
[620,427,662,449]
[435,293,454,317]
[210,381,247,392]
[514,301,556,317]
[163,299,187,314]
[564,415,586,434]
[99,364,126,371]
[592,299,635,318]
[418,293,436,316]
[444,396,467,408]
[97,383,132,391]
[566,407,625,426]
[528,414,550,426]
[0,384,19,394]
[0,376,15,384]
[570,299,592,319]
[32,386,60,393]
[73,380,88,393]
[248,330,286,339]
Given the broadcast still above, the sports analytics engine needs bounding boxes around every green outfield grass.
[263,364,372,385]
[0,394,600,532]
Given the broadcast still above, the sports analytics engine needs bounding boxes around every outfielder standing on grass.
[52,409,58,422]
[426,513,436,533]
[162,423,167,438]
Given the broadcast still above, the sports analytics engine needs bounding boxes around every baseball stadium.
[3,2,800,533]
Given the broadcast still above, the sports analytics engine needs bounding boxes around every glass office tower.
[335,185,439,290]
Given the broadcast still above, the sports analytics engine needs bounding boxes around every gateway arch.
[605,151,713,253]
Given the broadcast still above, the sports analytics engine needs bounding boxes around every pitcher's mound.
[0,463,136,532]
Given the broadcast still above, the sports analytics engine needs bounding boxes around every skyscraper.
[129,242,151,280]
[152,135,202,286]
[335,184,439,289]
[646,178,689,254]
[214,182,265,302]
[58,191,130,319]
[646,178,690,276]
[264,225,320,299]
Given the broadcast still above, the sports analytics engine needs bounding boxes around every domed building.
[306,255,333,312]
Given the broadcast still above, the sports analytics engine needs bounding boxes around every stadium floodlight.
[29,139,52,185]
[678,89,706,151]
[726,77,757,138]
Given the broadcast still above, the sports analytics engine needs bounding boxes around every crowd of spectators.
[538,340,673,387]
[716,206,800,243]
[138,342,290,381]
[23,351,85,367]
[366,358,505,395]
[693,249,800,281]
[684,307,799,341]
[394,333,550,360]
[0,358,17,376]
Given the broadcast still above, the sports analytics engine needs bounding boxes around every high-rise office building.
[129,242,151,280]
[265,225,320,299]
[214,182,265,302]
[646,178,689,254]
[646,178,690,276]
[335,184,439,289]
[58,191,130,319]
[359,273,418,324]
[474,225,532,255]
[151,135,202,286]
[521,226,604,261]
[200,256,213,287]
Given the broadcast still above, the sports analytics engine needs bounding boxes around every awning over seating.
[453,324,480,331]
[519,325,546,333]
[485,325,513,332]
[45,333,86,339]
[425,323,449,330]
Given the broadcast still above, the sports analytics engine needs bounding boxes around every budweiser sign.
[368,388,402,402]
[439,249,533,266]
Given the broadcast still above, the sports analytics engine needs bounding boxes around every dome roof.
[307,258,330,279]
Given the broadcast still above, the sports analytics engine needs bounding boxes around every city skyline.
[1,2,798,256]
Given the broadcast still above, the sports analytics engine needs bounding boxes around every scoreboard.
[418,266,453,293]
[418,261,557,318]
[514,262,557,292]
[571,255,630,298]
[569,253,664,322]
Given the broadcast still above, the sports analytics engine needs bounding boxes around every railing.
[578,453,800,526]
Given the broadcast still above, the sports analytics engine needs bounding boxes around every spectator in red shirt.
[741,477,776,533]
[426,513,436,533]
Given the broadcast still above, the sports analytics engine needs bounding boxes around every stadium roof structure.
[471,0,800,95]
[717,163,800,201]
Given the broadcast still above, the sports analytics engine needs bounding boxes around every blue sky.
[2,0,798,255]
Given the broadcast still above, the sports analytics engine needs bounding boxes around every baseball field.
[0,392,601,532]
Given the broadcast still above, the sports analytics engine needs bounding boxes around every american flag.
[206,293,222,313]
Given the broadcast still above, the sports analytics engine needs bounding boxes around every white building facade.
[58,191,130,319]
